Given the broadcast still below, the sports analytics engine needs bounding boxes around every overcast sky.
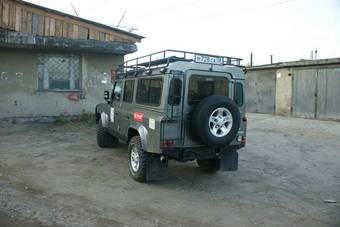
[26,0,340,65]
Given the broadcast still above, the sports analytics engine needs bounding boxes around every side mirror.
[104,90,110,101]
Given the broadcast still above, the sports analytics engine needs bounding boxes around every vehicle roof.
[167,61,245,80]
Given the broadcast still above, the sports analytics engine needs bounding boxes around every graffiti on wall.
[0,72,24,82]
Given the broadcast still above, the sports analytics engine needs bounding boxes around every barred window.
[38,55,81,90]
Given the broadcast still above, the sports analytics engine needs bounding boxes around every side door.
[108,80,123,137]
[118,79,136,140]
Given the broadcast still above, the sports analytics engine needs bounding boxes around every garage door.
[293,68,340,120]
[292,69,317,118]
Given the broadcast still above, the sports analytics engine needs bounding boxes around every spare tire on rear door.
[192,95,240,146]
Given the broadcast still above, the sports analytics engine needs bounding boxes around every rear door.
[183,70,233,146]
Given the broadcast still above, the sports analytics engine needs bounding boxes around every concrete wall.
[0,48,122,119]
[245,69,276,113]
[275,68,292,115]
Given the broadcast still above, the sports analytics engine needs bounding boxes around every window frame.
[37,54,82,92]
[123,79,135,103]
[136,77,164,107]
[187,74,229,105]
[233,82,244,107]
[168,77,182,106]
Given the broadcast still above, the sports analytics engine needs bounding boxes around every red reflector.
[160,140,175,148]
[241,136,246,145]
[133,112,144,122]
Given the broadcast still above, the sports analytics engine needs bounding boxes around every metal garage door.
[246,70,276,114]
[316,68,340,120]
[293,68,340,120]
[292,69,317,118]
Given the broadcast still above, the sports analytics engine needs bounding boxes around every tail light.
[237,135,246,145]
[241,136,246,145]
[160,140,176,148]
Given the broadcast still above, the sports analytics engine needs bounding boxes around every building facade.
[0,0,143,120]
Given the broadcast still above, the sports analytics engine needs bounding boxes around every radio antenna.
[70,3,79,17]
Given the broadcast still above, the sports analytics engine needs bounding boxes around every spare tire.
[191,95,240,146]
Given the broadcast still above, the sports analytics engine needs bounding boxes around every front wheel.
[128,136,148,182]
[197,159,221,173]
[96,120,118,147]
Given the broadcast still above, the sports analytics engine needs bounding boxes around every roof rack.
[117,50,242,74]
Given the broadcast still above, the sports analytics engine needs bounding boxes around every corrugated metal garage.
[246,58,340,120]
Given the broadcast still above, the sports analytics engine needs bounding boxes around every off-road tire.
[197,159,221,173]
[128,136,148,182]
[192,95,240,146]
[96,120,118,147]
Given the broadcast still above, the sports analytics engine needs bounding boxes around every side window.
[136,78,163,106]
[168,78,182,106]
[112,81,123,101]
[123,80,135,103]
[234,82,244,106]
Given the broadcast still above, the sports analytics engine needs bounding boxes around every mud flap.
[219,150,238,171]
[146,155,168,181]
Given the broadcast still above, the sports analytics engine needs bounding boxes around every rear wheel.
[96,120,118,147]
[128,136,148,182]
[197,159,221,173]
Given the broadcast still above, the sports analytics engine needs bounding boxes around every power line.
[222,0,298,14]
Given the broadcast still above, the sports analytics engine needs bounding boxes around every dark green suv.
[95,50,246,182]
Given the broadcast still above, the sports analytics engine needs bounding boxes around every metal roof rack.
[117,50,242,75]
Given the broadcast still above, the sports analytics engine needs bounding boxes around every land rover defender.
[95,50,246,182]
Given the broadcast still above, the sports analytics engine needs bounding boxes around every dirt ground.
[0,113,339,227]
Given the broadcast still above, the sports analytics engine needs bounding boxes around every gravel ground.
[0,113,339,227]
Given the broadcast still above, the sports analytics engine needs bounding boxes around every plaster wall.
[0,48,122,118]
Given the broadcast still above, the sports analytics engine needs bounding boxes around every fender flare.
[128,122,148,151]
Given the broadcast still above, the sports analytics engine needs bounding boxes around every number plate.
[195,54,223,65]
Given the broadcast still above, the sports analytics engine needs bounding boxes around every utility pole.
[314,49,318,60]
[250,52,253,67]
[270,55,273,64]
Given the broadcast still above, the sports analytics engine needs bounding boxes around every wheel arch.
[128,124,148,151]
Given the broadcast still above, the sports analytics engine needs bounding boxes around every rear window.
[234,82,244,106]
[136,78,163,106]
[188,75,229,105]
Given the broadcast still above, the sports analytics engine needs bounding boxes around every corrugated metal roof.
[248,58,340,71]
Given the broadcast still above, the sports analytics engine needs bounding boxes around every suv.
[95,50,246,182]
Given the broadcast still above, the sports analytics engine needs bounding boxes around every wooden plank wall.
[0,0,139,43]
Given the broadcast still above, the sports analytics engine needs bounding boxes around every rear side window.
[123,80,135,103]
[234,82,244,106]
[188,75,229,105]
[168,78,182,106]
[136,78,163,106]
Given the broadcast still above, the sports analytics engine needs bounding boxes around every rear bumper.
[162,144,244,162]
